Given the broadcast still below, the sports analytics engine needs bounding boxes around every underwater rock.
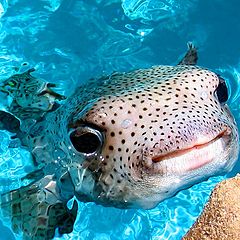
[183,175,240,239]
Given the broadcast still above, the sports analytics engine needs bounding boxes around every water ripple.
[0,1,239,240]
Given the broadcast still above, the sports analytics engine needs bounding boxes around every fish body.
[0,45,239,239]
[41,64,238,209]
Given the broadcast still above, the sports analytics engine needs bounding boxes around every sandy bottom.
[183,174,240,239]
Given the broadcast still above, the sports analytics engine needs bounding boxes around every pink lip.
[151,129,230,172]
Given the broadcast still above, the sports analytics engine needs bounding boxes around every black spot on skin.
[110,132,115,137]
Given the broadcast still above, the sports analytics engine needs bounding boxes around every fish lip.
[152,128,232,164]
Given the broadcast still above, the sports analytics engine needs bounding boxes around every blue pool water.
[0,0,239,239]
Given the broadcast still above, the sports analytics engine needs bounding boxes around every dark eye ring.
[215,77,228,104]
[69,126,104,156]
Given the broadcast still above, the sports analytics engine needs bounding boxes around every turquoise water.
[0,0,239,239]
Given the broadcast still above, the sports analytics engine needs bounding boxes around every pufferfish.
[0,44,239,239]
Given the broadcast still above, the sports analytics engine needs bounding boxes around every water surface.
[0,1,239,239]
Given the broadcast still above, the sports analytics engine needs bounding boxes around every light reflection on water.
[0,0,239,240]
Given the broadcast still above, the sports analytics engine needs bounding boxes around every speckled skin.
[183,175,240,239]
[0,68,65,121]
[46,63,238,209]
[0,45,239,239]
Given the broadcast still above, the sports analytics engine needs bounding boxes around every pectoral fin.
[1,175,77,240]
[0,110,20,133]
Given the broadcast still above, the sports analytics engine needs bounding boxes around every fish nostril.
[69,126,104,156]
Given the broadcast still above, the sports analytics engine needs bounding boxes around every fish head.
[64,65,239,209]
[0,69,65,120]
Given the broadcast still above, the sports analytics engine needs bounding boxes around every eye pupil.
[70,127,102,154]
[216,78,228,103]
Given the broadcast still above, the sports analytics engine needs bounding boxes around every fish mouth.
[152,128,232,173]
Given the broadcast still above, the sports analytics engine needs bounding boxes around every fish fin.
[0,110,20,134]
[1,175,77,240]
[178,42,198,65]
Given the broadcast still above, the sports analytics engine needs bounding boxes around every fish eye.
[69,126,104,156]
[215,77,228,104]
[8,80,17,87]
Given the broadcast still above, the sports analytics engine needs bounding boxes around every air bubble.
[53,148,66,160]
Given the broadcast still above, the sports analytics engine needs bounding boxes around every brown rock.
[183,175,240,240]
